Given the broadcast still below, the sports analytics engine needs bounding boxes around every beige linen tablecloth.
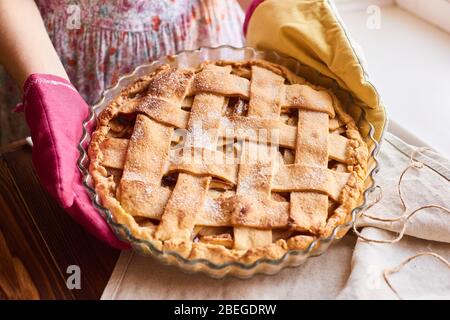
[101,132,450,300]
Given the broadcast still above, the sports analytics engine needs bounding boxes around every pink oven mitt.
[16,74,129,250]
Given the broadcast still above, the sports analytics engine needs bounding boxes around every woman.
[0,0,249,248]
[0,0,247,143]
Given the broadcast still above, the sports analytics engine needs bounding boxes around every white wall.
[396,0,450,33]
[339,5,450,157]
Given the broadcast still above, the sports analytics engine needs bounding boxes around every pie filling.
[89,60,368,263]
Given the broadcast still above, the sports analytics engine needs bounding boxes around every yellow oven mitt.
[245,0,387,144]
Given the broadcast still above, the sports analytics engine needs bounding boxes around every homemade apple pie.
[89,60,368,264]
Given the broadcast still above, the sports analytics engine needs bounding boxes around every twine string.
[352,147,450,243]
[383,252,450,300]
[353,204,450,244]
[351,147,450,299]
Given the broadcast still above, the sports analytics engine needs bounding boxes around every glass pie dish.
[78,45,383,278]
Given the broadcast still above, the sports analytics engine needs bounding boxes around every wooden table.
[0,140,120,300]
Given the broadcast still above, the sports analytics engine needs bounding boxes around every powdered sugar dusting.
[235,100,247,115]
[184,123,215,150]
[122,171,148,183]
[208,111,221,120]
[204,197,220,214]
[237,175,252,194]
[131,125,144,141]
[220,116,234,129]
[201,197,226,224]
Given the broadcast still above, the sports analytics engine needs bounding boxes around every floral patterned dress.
[0,0,244,144]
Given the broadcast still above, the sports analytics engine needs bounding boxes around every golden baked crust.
[88,60,368,264]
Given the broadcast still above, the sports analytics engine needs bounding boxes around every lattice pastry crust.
[89,60,368,264]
